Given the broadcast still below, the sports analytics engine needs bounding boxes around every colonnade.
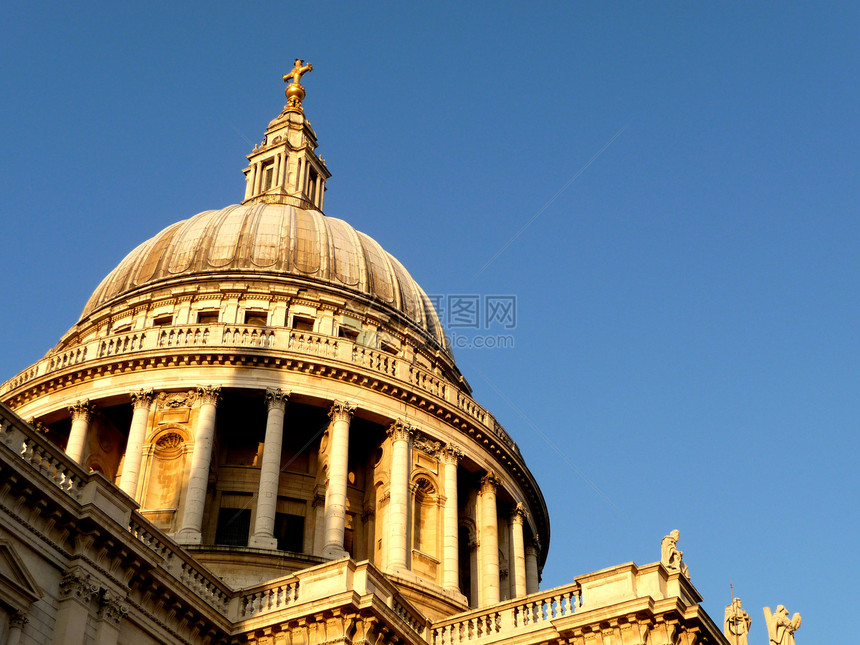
[59,386,539,605]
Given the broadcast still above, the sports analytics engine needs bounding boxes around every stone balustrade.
[430,583,581,645]
[235,558,427,634]
[0,408,86,500]
[2,323,521,456]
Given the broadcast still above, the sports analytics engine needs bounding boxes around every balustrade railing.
[239,578,301,618]
[2,323,521,456]
[0,409,86,500]
[431,584,581,645]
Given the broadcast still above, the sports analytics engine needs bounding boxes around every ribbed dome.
[82,203,449,352]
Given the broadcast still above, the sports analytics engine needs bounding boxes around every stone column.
[250,388,289,549]
[244,165,256,200]
[66,400,95,464]
[7,611,27,645]
[253,161,263,194]
[441,443,462,592]
[312,487,326,555]
[386,419,413,571]
[118,389,154,498]
[525,537,540,595]
[176,386,220,545]
[94,590,127,645]
[480,472,501,606]
[53,569,99,645]
[363,505,376,564]
[322,401,355,559]
[511,503,527,598]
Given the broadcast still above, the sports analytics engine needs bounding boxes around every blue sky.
[1,3,857,641]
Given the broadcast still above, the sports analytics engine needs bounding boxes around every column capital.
[441,443,463,464]
[481,471,501,492]
[59,569,100,603]
[387,419,415,442]
[130,388,155,410]
[265,387,290,411]
[511,502,527,524]
[68,399,95,422]
[196,385,222,405]
[99,590,129,626]
[9,610,28,629]
[328,400,356,422]
[527,535,542,552]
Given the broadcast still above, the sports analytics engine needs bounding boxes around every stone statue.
[764,606,801,645]
[723,597,751,645]
[660,529,690,577]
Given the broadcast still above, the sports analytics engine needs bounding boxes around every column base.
[322,544,349,560]
[249,535,278,550]
[174,528,202,545]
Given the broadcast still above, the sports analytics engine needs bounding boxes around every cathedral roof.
[81,203,450,353]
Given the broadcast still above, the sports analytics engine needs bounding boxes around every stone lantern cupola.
[242,59,331,211]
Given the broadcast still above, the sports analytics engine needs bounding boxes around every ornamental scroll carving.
[413,435,442,457]
[156,390,197,410]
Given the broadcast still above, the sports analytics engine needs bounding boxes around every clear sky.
[1,3,857,642]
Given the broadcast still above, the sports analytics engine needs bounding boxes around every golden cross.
[283,59,313,86]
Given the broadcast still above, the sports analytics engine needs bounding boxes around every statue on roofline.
[764,605,801,645]
[660,529,690,577]
[723,597,751,645]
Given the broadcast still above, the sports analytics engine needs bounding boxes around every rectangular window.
[292,316,314,332]
[274,513,305,553]
[244,311,267,326]
[338,327,359,341]
[380,341,398,355]
[307,168,318,202]
[152,315,173,327]
[263,163,275,191]
[112,323,131,334]
[214,493,252,546]
[196,310,219,325]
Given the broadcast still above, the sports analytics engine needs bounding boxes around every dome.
[82,202,450,353]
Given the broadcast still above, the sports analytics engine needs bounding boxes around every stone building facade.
[0,71,728,645]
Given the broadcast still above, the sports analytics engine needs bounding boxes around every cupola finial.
[282,59,313,113]
[241,64,330,211]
